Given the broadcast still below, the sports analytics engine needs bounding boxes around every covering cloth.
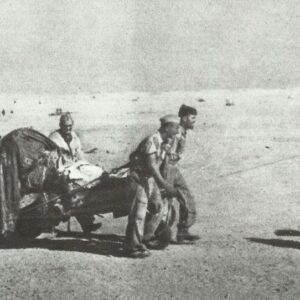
[0,128,59,236]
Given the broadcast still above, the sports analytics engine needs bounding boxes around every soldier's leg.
[173,167,197,229]
[167,198,180,242]
[124,183,150,257]
[143,178,164,242]
[161,165,180,240]
[171,167,200,242]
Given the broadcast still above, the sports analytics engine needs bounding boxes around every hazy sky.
[0,0,299,93]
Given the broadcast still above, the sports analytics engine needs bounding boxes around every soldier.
[124,115,180,258]
[164,104,200,243]
[49,113,101,233]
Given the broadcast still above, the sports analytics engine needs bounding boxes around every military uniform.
[169,125,187,162]
[125,131,166,254]
[164,125,197,241]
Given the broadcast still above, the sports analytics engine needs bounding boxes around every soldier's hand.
[148,200,162,214]
[165,184,178,197]
[169,153,180,161]
[161,143,172,154]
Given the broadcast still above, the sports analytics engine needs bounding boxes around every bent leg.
[174,168,197,230]
[167,198,180,241]
[163,164,196,230]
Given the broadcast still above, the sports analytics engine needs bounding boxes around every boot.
[177,228,200,243]
[124,243,151,259]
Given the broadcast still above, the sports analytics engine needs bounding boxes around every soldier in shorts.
[124,115,180,258]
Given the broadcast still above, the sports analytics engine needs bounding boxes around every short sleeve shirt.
[134,131,166,168]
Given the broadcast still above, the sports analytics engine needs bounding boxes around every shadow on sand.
[274,229,300,237]
[246,229,300,250]
[0,230,127,257]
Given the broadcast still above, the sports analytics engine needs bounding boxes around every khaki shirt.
[169,125,187,164]
[131,131,166,176]
[142,131,166,164]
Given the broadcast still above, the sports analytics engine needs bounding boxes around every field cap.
[160,114,180,125]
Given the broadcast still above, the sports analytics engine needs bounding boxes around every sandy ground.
[1,89,300,299]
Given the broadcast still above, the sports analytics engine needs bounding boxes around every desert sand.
[1,89,300,299]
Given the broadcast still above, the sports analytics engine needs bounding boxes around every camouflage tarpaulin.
[0,128,58,236]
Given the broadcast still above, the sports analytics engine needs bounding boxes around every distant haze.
[0,0,299,93]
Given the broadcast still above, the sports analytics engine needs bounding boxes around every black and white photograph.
[0,1,300,299]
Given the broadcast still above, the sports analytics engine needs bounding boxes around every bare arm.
[146,154,166,188]
[145,154,177,196]
[167,135,185,163]
[174,135,186,161]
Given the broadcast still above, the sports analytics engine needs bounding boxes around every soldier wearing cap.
[124,114,180,258]
[163,104,200,243]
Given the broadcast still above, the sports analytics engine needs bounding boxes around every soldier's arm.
[175,136,186,160]
[168,136,185,162]
[146,154,177,196]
